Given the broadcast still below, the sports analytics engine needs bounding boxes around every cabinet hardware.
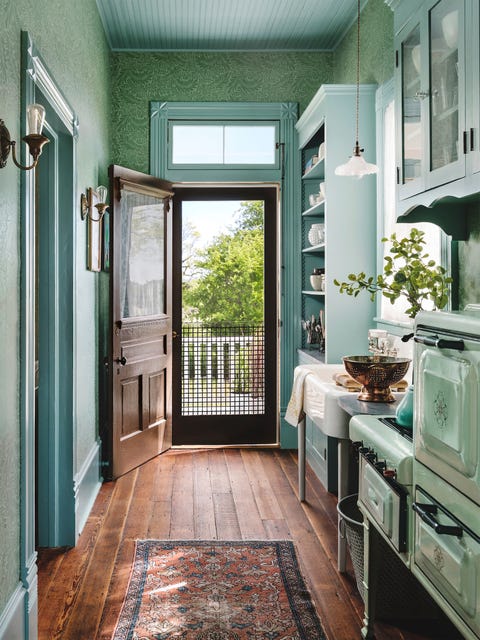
[115,356,127,365]
[396,166,400,184]
[415,90,430,100]
[463,130,468,154]
[471,128,475,152]
[395,50,399,68]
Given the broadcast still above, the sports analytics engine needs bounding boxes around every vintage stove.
[348,309,480,640]
[412,309,480,640]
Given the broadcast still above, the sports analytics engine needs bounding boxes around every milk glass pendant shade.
[335,0,379,179]
[335,142,379,178]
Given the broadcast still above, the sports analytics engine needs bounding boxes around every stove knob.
[365,452,377,463]
[375,460,386,472]
[358,447,370,455]
[351,441,363,450]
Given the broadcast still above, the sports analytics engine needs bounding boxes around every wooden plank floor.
[37,449,461,640]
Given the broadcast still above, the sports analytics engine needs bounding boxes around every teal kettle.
[395,384,414,429]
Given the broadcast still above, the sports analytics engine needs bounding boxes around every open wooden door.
[105,165,174,479]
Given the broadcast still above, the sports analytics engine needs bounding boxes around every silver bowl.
[342,355,411,402]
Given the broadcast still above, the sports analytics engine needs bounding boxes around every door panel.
[107,165,174,479]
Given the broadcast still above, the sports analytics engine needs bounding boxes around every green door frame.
[149,101,302,448]
[20,32,78,637]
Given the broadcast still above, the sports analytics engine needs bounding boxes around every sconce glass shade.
[26,104,46,135]
[335,144,379,179]
[96,185,108,203]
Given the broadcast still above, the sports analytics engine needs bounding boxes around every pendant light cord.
[355,0,360,154]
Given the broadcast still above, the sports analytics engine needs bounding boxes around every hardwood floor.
[37,449,461,640]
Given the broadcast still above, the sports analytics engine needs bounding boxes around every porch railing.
[181,322,265,415]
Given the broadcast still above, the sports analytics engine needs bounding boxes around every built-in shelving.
[296,84,377,363]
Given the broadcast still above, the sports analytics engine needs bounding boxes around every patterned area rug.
[110,540,326,639]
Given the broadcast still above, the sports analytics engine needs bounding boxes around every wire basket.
[337,493,364,600]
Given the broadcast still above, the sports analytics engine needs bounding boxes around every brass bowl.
[342,355,411,402]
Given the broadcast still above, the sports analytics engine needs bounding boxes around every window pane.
[224,126,276,164]
[172,125,223,164]
[120,190,165,318]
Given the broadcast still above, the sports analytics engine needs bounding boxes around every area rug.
[110,540,326,639]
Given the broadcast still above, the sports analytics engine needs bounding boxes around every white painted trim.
[74,440,102,538]
[0,583,27,640]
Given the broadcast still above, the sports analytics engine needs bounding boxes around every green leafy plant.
[333,228,452,318]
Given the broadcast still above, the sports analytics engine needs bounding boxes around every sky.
[182,200,242,248]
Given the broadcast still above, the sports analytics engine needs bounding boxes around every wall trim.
[0,583,26,640]
[74,440,102,538]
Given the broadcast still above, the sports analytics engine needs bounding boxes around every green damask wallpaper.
[334,0,394,85]
[0,0,110,617]
[111,51,334,172]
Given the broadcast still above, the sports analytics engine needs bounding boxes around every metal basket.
[337,493,364,600]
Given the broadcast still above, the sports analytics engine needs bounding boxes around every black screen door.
[172,186,278,446]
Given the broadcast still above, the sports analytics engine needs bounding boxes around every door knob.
[115,356,127,365]
[172,331,179,339]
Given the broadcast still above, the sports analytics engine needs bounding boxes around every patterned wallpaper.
[110,51,334,172]
[0,0,110,613]
[334,0,394,85]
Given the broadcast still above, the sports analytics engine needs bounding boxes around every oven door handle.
[414,335,465,351]
[412,502,463,537]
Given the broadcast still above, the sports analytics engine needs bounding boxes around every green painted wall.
[0,0,110,616]
[111,51,334,172]
[334,0,395,85]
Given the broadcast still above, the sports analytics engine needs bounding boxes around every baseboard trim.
[74,439,102,538]
[0,582,26,640]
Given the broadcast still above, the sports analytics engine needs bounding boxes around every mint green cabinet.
[394,0,480,233]
[296,85,377,364]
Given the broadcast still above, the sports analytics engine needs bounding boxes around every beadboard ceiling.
[96,0,368,52]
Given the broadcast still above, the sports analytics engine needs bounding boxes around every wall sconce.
[0,104,50,171]
[80,185,109,221]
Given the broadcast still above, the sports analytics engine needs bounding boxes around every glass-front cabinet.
[396,0,466,199]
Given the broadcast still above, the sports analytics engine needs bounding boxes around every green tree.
[183,201,264,324]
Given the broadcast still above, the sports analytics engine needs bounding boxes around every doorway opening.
[172,186,278,446]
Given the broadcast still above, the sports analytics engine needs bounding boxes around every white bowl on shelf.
[319,182,326,199]
[411,44,421,74]
[441,10,458,49]
[310,274,325,291]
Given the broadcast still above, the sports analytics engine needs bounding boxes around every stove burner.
[379,417,413,442]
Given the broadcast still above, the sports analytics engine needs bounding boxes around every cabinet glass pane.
[429,0,460,171]
[402,25,422,183]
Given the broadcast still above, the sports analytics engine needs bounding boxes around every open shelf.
[302,243,325,253]
[302,200,325,216]
[302,159,325,180]
[302,290,325,296]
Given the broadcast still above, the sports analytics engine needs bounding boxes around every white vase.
[310,274,324,291]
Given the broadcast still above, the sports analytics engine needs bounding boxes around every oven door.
[359,455,409,552]
[414,328,480,504]
[412,465,480,639]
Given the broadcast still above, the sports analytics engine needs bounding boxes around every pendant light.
[335,0,378,178]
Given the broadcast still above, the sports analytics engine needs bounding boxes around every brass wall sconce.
[0,104,50,171]
[80,185,109,221]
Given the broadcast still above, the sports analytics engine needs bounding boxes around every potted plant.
[333,228,452,319]
[334,228,453,425]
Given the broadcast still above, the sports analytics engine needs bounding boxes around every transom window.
[169,121,278,168]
